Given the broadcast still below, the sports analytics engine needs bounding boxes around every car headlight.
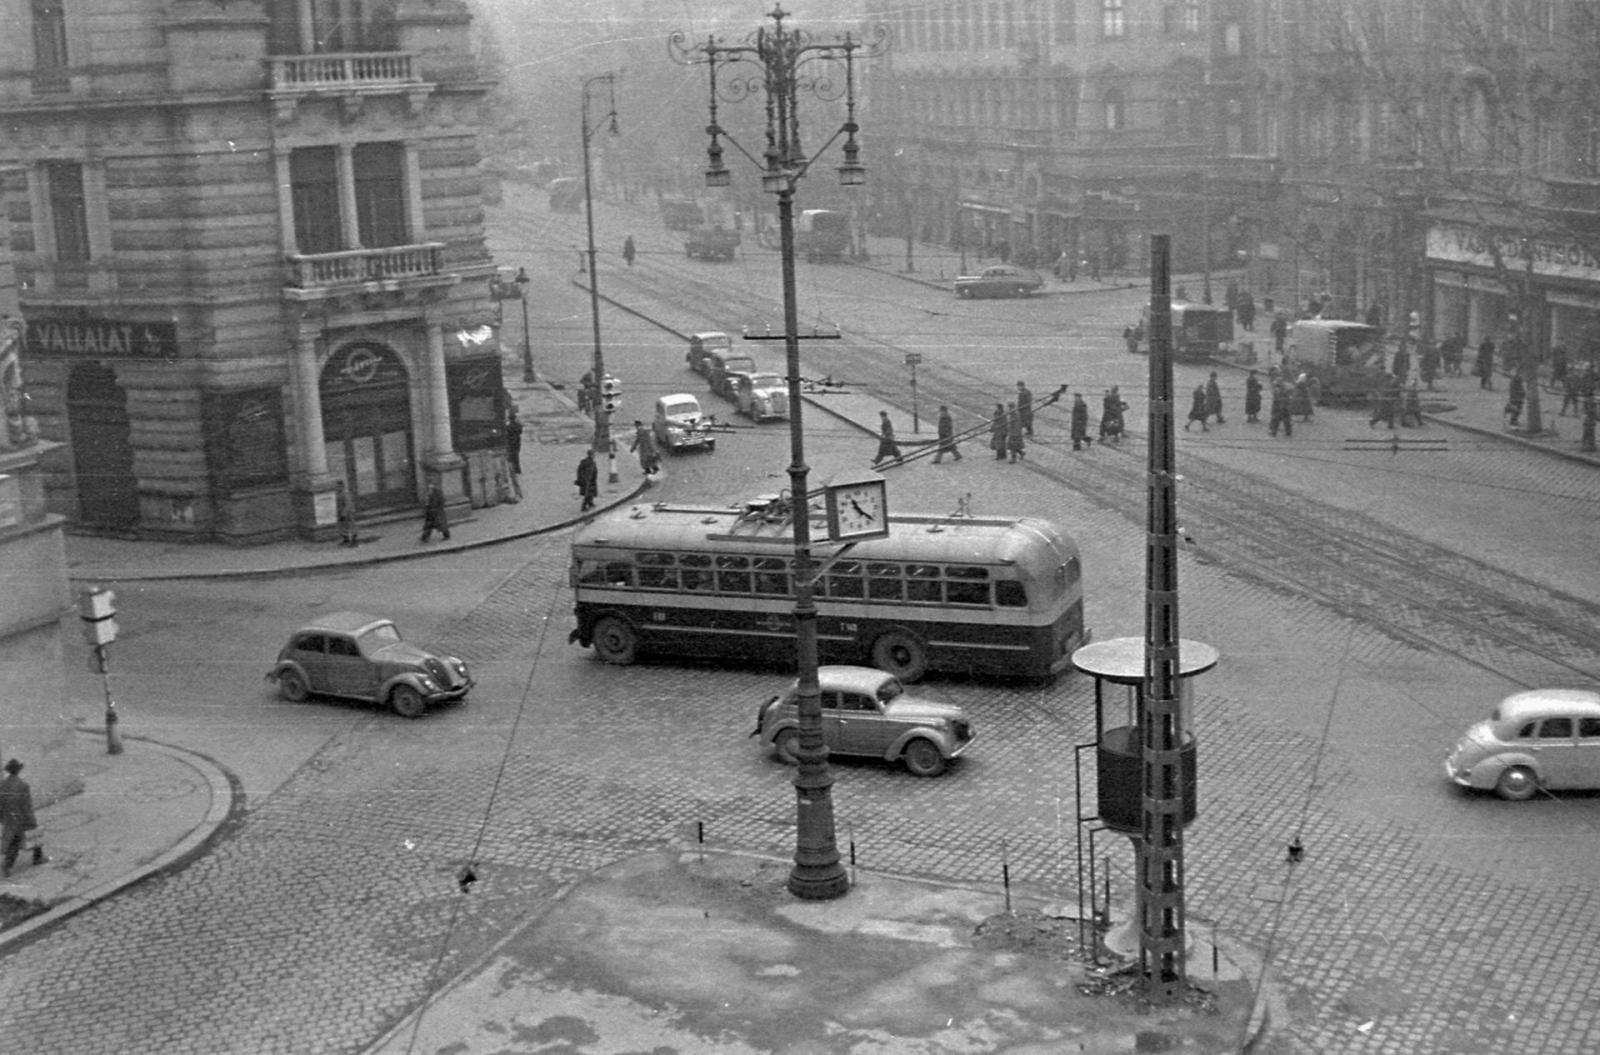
[419,676,438,691]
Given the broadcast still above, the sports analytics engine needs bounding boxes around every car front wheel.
[1495,765,1538,801]
[390,685,427,719]
[276,669,309,702]
[591,616,638,665]
[901,738,946,777]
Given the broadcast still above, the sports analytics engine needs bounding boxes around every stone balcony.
[266,52,432,121]
[283,243,454,302]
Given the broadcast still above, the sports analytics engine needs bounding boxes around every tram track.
[514,203,1600,693]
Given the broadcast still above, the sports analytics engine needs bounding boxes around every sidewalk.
[64,379,651,582]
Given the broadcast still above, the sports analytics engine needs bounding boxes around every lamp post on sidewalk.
[582,72,621,484]
[672,5,886,901]
[515,267,534,383]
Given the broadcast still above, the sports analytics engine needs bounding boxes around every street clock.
[823,474,889,542]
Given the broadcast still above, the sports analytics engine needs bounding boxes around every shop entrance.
[67,361,140,528]
[320,342,414,514]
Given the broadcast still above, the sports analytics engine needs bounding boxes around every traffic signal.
[600,374,622,414]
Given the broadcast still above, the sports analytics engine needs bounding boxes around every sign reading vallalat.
[26,317,179,359]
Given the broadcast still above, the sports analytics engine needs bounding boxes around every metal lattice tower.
[1140,234,1187,1001]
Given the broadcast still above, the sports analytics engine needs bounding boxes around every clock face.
[828,480,888,540]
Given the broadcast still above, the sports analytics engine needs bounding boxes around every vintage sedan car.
[752,665,975,777]
[267,611,472,718]
[1446,688,1600,800]
[954,265,1045,299]
[686,331,733,376]
[652,393,716,453]
[707,349,758,399]
[732,371,789,421]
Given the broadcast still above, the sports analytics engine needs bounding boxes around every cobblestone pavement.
[5,414,1599,1052]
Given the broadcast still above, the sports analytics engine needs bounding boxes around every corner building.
[1,0,505,541]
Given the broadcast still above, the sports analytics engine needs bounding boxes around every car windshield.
[876,677,903,703]
[751,374,784,388]
[664,400,698,417]
[357,623,402,651]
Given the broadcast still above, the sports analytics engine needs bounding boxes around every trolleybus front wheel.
[591,616,639,665]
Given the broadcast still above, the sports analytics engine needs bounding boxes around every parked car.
[684,225,740,261]
[653,393,716,453]
[954,265,1044,299]
[686,331,733,376]
[267,612,473,718]
[752,665,976,777]
[732,371,789,421]
[1446,688,1600,800]
[707,349,758,398]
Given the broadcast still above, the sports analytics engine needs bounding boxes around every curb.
[0,730,241,953]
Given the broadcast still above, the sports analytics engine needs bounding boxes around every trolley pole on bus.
[673,6,886,901]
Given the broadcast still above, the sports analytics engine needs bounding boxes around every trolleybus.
[568,500,1089,681]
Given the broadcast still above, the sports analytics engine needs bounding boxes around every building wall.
[1,0,504,541]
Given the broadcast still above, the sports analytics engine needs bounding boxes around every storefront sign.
[25,317,179,359]
[1427,224,1600,283]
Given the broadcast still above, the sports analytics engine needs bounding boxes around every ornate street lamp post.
[671,6,886,901]
[582,72,621,483]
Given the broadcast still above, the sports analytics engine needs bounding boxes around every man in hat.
[1,758,39,877]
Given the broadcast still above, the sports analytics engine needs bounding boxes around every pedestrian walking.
[1441,334,1465,376]
[419,481,450,542]
[1476,338,1496,390]
[1399,381,1425,427]
[504,407,524,499]
[1099,386,1127,444]
[630,419,660,475]
[1015,381,1035,437]
[1269,380,1294,437]
[1561,366,1584,416]
[1185,382,1209,432]
[1,758,39,877]
[1391,345,1411,386]
[336,481,359,547]
[1204,371,1225,425]
[1070,393,1090,450]
[578,369,596,415]
[872,410,903,467]
[1505,372,1526,428]
[1369,373,1399,429]
[1123,324,1139,355]
[1236,290,1256,331]
[1271,313,1289,357]
[1419,341,1440,391]
[1244,370,1263,423]
[1005,402,1026,462]
[1293,372,1315,421]
[575,449,599,510]
[933,404,963,463]
[622,234,636,267]
[989,403,1008,460]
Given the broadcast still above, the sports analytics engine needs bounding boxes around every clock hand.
[849,498,875,522]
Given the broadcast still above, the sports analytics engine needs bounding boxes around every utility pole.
[1141,234,1187,1001]
[581,73,621,483]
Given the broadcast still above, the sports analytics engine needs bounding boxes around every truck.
[1288,319,1387,404]
[796,209,850,262]
[661,199,704,231]
[684,225,740,261]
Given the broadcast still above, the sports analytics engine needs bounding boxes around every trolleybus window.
[825,560,865,598]
[867,562,902,600]
[752,556,790,595]
[716,554,752,593]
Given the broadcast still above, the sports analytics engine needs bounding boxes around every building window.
[1101,0,1125,38]
[31,0,68,93]
[1182,0,1199,33]
[290,147,342,253]
[353,142,408,247]
[45,161,89,262]
[1223,21,1242,55]
[1055,0,1075,43]
[1104,88,1126,130]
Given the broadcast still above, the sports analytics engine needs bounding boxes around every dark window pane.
[945,580,990,606]
[1580,718,1600,738]
[291,147,342,253]
[1540,718,1573,739]
[45,161,88,261]
[353,142,407,248]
